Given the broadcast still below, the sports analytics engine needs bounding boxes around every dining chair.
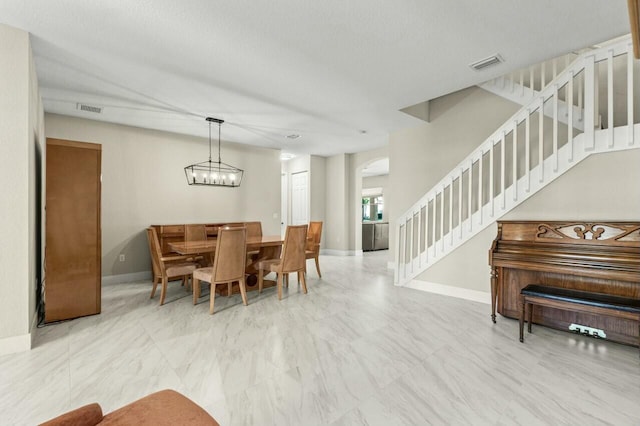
[305,221,323,277]
[244,221,262,261]
[257,224,308,300]
[185,224,210,266]
[146,227,198,305]
[192,226,248,314]
[185,224,207,241]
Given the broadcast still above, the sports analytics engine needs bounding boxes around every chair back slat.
[280,224,308,273]
[306,221,323,252]
[212,226,247,283]
[146,227,165,275]
[244,221,263,239]
[185,224,207,241]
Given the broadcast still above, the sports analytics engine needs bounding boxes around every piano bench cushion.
[521,284,640,314]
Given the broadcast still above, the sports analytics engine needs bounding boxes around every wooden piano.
[489,221,640,346]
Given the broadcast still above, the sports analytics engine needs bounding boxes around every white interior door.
[290,171,309,225]
[281,173,288,237]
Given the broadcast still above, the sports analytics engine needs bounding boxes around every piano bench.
[518,284,640,356]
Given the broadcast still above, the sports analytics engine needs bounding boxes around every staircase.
[394,35,639,286]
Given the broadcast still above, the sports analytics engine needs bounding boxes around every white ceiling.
[0,1,631,157]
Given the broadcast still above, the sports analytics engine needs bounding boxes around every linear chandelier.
[184,117,243,187]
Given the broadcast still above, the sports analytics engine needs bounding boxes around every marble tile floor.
[1,251,639,425]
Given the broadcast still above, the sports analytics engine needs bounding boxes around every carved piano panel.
[489,221,640,346]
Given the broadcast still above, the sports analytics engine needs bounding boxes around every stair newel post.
[568,71,574,162]
[513,120,518,202]
[500,131,506,210]
[525,111,531,192]
[489,143,494,218]
[424,200,429,262]
[584,55,596,150]
[553,84,559,172]
[541,61,546,88]
[628,42,635,146]
[449,176,454,245]
[440,187,445,252]
[468,159,473,232]
[607,49,614,148]
[520,70,524,96]
[458,168,463,239]
[539,98,544,183]
[432,195,437,255]
[478,150,483,226]
[394,222,401,284]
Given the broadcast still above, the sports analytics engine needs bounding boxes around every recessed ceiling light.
[360,130,367,134]
[280,153,295,161]
[286,134,301,139]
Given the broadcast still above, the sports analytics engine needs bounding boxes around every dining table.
[169,235,284,294]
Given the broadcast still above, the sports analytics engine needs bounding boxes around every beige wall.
[45,114,281,278]
[324,154,349,251]
[388,87,519,259]
[419,148,640,292]
[348,147,389,252]
[0,24,44,349]
[310,155,326,235]
[362,174,388,191]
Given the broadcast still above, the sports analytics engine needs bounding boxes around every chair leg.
[314,255,321,278]
[258,269,264,293]
[299,270,308,294]
[239,277,248,306]
[519,297,525,342]
[277,273,283,300]
[160,277,168,306]
[209,283,217,315]
[527,303,533,333]
[284,273,289,288]
[193,277,200,305]
[227,282,233,297]
[150,276,160,298]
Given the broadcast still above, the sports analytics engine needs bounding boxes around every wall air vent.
[469,54,504,71]
[76,103,103,114]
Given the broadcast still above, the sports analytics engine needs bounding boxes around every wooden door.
[45,139,101,322]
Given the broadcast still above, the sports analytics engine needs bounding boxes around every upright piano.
[489,221,640,346]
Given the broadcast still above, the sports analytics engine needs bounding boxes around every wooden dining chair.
[244,221,262,261]
[257,224,308,300]
[185,224,207,241]
[185,224,210,266]
[192,226,248,314]
[305,221,323,277]
[146,227,198,305]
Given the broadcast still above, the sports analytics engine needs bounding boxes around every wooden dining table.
[169,235,284,294]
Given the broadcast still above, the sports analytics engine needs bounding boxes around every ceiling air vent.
[469,54,504,71]
[76,103,103,114]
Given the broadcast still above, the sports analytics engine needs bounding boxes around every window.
[362,195,384,221]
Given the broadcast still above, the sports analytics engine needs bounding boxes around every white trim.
[387,261,395,270]
[29,310,38,347]
[320,249,363,257]
[404,279,491,305]
[102,271,152,285]
[0,333,31,356]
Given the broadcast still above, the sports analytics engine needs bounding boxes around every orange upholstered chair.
[257,224,308,300]
[192,226,248,314]
[40,389,219,426]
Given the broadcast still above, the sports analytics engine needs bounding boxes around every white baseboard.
[320,249,363,256]
[405,279,491,305]
[0,332,31,356]
[102,271,152,285]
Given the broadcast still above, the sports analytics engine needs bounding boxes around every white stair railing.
[394,36,639,286]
